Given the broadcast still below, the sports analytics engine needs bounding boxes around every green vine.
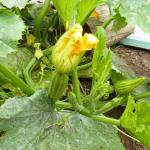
[0,64,34,95]
[34,0,51,39]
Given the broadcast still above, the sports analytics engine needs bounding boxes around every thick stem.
[69,92,90,116]
[0,64,34,95]
[102,16,114,29]
[55,101,73,109]
[56,101,120,126]
[72,69,82,105]
[23,57,37,88]
[77,62,92,70]
[95,97,126,114]
[34,0,50,38]
[23,46,54,87]
[92,115,120,126]
[0,72,11,84]
[134,92,150,100]
[43,46,54,56]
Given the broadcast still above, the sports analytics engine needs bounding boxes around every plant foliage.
[121,96,150,149]
[0,0,28,9]
[0,0,150,149]
[110,0,150,33]
[52,0,104,26]
[0,9,25,57]
[0,90,124,150]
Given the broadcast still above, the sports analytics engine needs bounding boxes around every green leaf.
[92,27,111,84]
[110,0,150,33]
[121,96,150,149]
[0,9,25,57]
[52,0,104,26]
[0,90,124,150]
[96,51,111,84]
[75,0,103,25]
[0,48,33,75]
[91,27,112,102]
[0,0,28,9]
[0,41,16,58]
[52,0,80,26]
[93,27,106,73]
[112,8,127,31]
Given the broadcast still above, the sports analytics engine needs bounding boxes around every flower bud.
[51,24,98,73]
[114,77,145,95]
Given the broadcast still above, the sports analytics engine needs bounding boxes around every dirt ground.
[113,45,150,77]
[112,45,150,150]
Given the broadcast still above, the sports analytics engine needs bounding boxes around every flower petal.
[82,33,99,51]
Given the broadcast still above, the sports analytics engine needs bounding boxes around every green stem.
[55,100,120,126]
[23,57,37,88]
[69,92,90,116]
[77,67,92,79]
[102,16,114,29]
[77,62,92,70]
[92,115,120,126]
[43,46,54,56]
[34,0,50,38]
[23,46,53,88]
[55,101,73,109]
[0,64,34,95]
[0,72,11,84]
[72,69,82,105]
[134,92,150,100]
[95,97,126,114]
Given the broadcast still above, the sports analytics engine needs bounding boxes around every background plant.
[0,0,150,149]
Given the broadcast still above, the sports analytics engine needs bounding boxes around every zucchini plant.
[0,0,150,149]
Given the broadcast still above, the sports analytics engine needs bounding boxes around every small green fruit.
[114,77,145,95]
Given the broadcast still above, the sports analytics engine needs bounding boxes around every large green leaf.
[0,0,28,9]
[0,9,25,57]
[75,0,103,25]
[0,48,33,75]
[52,0,103,26]
[0,41,16,58]
[52,0,80,26]
[0,90,124,150]
[110,0,150,33]
[121,96,150,149]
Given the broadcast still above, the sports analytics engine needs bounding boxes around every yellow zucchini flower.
[51,24,99,73]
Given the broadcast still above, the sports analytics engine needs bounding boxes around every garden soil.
[112,45,150,150]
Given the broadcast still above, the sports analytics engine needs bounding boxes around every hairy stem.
[72,69,82,105]
[34,0,50,38]
[55,101,73,109]
[43,46,54,56]
[0,72,11,84]
[92,115,120,126]
[95,97,126,114]
[0,64,34,95]
[134,92,150,100]
[23,46,53,87]
[23,57,37,88]
[102,16,114,29]
[56,100,120,126]
[77,62,92,70]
